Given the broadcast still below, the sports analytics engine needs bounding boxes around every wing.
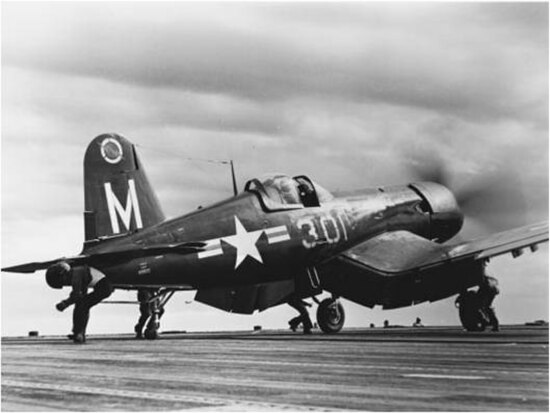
[318,222,548,309]
[443,222,548,262]
[195,280,295,314]
[2,241,205,273]
[341,222,548,275]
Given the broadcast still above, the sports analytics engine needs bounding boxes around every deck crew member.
[135,288,155,339]
[477,275,500,332]
[55,264,113,343]
[287,296,313,334]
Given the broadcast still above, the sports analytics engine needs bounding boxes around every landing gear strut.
[144,289,175,340]
[316,297,345,334]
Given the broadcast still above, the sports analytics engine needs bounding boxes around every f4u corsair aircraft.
[3,133,548,338]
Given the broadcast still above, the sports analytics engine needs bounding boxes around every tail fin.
[83,133,164,241]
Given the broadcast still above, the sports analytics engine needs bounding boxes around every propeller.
[408,154,527,233]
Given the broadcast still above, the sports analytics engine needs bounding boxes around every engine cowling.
[409,181,464,242]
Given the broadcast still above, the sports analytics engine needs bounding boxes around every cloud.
[3,3,547,125]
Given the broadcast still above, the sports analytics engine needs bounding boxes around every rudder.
[83,133,164,241]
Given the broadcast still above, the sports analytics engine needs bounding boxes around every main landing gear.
[288,295,346,334]
[315,297,345,334]
[144,289,175,340]
[455,289,499,332]
[455,291,488,331]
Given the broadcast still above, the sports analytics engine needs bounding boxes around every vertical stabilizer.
[83,133,164,241]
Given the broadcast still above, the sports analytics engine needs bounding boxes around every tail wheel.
[456,291,486,332]
[316,298,345,334]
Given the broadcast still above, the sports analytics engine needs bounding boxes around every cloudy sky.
[2,2,548,336]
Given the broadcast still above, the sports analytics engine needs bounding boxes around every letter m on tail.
[83,133,165,243]
[104,179,143,234]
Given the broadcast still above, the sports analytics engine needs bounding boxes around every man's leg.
[288,296,312,334]
[72,301,88,343]
[287,297,302,331]
[135,303,151,338]
[301,306,313,334]
[486,306,500,331]
[135,290,153,338]
[72,279,113,343]
[288,315,302,331]
[89,278,114,306]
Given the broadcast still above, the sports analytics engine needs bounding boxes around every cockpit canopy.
[245,174,333,211]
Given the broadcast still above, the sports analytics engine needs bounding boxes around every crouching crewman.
[53,263,113,343]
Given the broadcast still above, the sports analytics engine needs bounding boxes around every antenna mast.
[230,160,238,196]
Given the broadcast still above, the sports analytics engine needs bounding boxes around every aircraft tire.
[316,298,345,334]
[457,291,486,332]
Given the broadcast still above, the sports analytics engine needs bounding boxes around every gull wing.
[443,222,548,262]
[318,222,548,309]
[340,222,548,275]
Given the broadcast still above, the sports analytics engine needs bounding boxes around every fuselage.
[84,180,463,290]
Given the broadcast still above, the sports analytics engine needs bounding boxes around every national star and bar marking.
[197,216,291,268]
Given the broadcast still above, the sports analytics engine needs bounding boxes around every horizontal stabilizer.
[2,241,205,274]
[2,259,64,274]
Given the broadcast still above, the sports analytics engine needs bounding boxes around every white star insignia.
[222,216,264,269]
[196,216,291,268]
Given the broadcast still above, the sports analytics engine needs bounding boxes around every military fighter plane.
[3,133,548,338]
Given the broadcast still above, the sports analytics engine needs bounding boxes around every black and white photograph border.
[1,2,548,411]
